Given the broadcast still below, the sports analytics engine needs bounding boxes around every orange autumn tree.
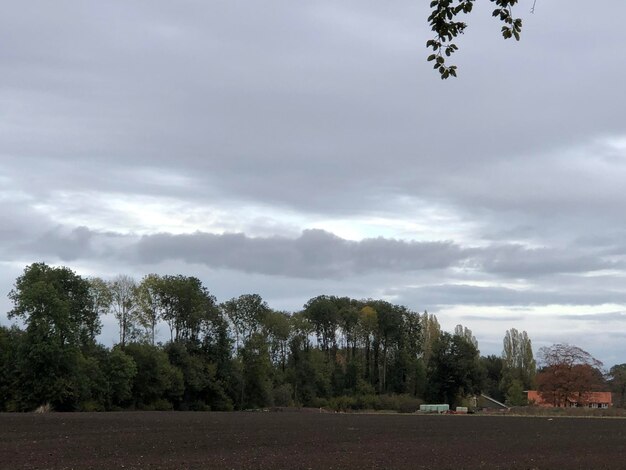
[536,344,605,407]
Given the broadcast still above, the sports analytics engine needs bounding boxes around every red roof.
[527,390,612,407]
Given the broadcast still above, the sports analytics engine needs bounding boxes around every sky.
[2,1,626,366]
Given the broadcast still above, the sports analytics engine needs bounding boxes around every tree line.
[1,262,624,412]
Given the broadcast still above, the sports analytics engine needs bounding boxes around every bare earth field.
[1,411,626,469]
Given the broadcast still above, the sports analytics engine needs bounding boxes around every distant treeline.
[1,263,624,412]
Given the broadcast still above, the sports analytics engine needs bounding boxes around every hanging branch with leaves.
[427,0,523,79]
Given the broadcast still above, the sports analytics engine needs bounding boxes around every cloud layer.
[2,1,626,364]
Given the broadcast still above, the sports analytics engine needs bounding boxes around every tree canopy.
[536,344,605,407]
[1,262,618,414]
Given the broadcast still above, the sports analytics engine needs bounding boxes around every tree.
[8,263,96,410]
[86,277,111,345]
[165,341,217,410]
[427,0,524,79]
[158,275,219,343]
[420,311,441,367]
[480,354,504,402]
[222,293,270,350]
[9,263,98,348]
[337,302,360,357]
[303,296,339,354]
[357,305,378,384]
[536,344,605,407]
[394,309,426,397]
[426,332,483,406]
[609,364,626,408]
[239,332,273,408]
[370,300,404,393]
[505,379,526,406]
[501,328,536,394]
[135,274,163,345]
[104,347,137,409]
[108,275,138,348]
[124,343,184,409]
[262,310,292,373]
[0,326,22,411]
[454,324,478,350]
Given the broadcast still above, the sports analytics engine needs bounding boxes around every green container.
[419,404,449,413]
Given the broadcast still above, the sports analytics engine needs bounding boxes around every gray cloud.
[134,229,464,279]
[557,311,626,323]
[458,314,525,322]
[0,203,618,282]
[471,244,615,278]
[394,283,626,309]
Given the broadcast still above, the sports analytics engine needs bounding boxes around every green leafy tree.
[158,275,218,343]
[87,277,112,343]
[8,263,97,410]
[426,332,483,406]
[505,379,526,406]
[609,364,626,408]
[124,343,184,409]
[388,309,425,397]
[165,341,211,409]
[287,314,318,406]
[135,274,163,345]
[108,275,138,348]
[239,332,274,408]
[196,308,231,408]
[104,347,137,409]
[303,296,339,354]
[454,324,478,350]
[479,354,504,402]
[370,300,404,393]
[501,328,536,392]
[0,326,23,411]
[357,305,378,384]
[420,311,441,367]
[222,293,271,350]
[338,303,360,358]
[262,310,292,374]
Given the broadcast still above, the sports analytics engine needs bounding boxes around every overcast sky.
[2,1,626,365]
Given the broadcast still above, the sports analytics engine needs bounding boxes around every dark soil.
[1,411,625,469]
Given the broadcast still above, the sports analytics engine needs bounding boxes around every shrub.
[395,395,423,413]
[272,384,293,407]
[80,400,104,412]
[34,403,52,413]
[152,399,174,411]
[355,394,380,410]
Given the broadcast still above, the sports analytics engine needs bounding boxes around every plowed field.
[1,411,625,469]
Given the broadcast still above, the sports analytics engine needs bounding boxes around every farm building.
[476,394,509,411]
[527,390,612,408]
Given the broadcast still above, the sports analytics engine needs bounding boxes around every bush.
[189,400,211,412]
[329,395,357,412]
[310,394,423,413]
[395,395,423,413]
[355,394,380,410]
[377,394,399,411]
[311,397,330,409]
[152,399,174,411]
[80,400,104,412]
[272,384,293,407]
